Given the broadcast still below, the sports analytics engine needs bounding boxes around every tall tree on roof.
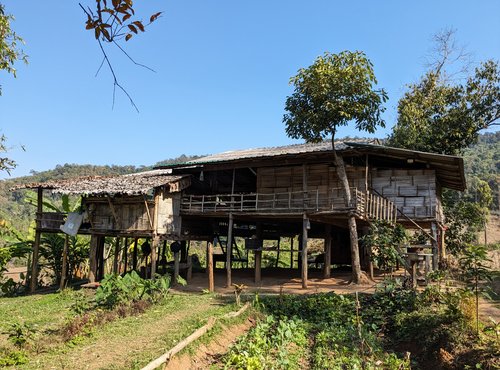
[283,51,388,284]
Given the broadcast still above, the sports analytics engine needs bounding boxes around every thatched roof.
[11,169,191,196]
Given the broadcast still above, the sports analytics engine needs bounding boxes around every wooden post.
[113,237,121,274]
[431,222,439,269]
[151,236,158,279]
[89,234,98,283]
[173,251,180,285]
[289,237,294,269]
[208,239,214,292]
[30,187,43,293]
[254,250,262,283]
[412,261,418,289]
[440,226,447,259]
[60,234,69,290]
[187,255,193,283]
[302,213,309,289]
[226,213,234,287]
[97,236,105,280]
[323,224,332,278]
[123,237,129,274]
[132,238,138,271]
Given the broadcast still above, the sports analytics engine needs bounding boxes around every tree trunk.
[332,137,366,284]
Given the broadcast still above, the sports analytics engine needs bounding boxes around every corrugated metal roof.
[11,169,190,196]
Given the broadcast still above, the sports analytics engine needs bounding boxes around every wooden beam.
[30,187,43,293]
[302,213,309,289]
[323,224,332,278]
[123,237,129,274]
[106,196,120,228]
[226,213,234,287]
[143,195,154,230]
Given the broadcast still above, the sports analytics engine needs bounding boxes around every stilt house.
[15,141,465,291]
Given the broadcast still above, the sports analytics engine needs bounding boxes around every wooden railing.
[364,191,397,223]
[181,188,396,223]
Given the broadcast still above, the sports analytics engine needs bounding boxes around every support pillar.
[226,213,234,287]
[207,239,214,292]
[113,237,121,274]
[254,250,262,284]
[323,224,332,278]
[151,236,159,279]
[60,234,69,290]
[89,234,98,283]
[173,251,180,285]
[30,187,43,293]
[132,238,138,271]
[302,213,309,289]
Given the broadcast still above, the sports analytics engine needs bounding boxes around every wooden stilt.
[208,239,214,292]
[290,237,294,269]
[226,213,234,287]
[97,236,105,280]
[275,238,281,268]
[302,213,309,289]
[173,251,180,285]
[151,236,158,279]
[30,187,43,293]
[187,255,193,283]
[89,234,98,283]
[123,237,129,274]
[323,224,332,278]
[113,237,121,274]
[60,234,69,290]
[132,238,138,271]
[254,250,262,283]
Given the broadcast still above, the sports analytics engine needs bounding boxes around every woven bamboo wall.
[156,191,181,235]
[370,169,437,219]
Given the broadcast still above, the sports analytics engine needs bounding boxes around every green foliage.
[0,4,28,96]
[361,221,407,271]
[443,190,489,255]
[284,50,388,142]
[388,60,500,155]
[4,321,37,348]
[224,315,307,370]
[0,348,28,366]
[460,244,493,334]
[94,271,171,309]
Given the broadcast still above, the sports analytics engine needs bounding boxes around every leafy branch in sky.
[79,0,162,111]
[0,4,28,96]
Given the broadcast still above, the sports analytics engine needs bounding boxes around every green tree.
[283,50,388,284]
[388,60,500,155]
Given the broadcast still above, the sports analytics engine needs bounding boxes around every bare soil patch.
[165,317,255,370]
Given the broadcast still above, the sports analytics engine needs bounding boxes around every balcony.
[181,188,397,223]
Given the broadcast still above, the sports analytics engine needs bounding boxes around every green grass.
[0,290,237,369]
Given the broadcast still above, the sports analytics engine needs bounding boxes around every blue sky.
[1,0,499,179]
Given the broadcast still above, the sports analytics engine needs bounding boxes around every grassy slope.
[0,291,236,370]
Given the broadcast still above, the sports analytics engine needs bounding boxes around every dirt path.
[165,317,255,370]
